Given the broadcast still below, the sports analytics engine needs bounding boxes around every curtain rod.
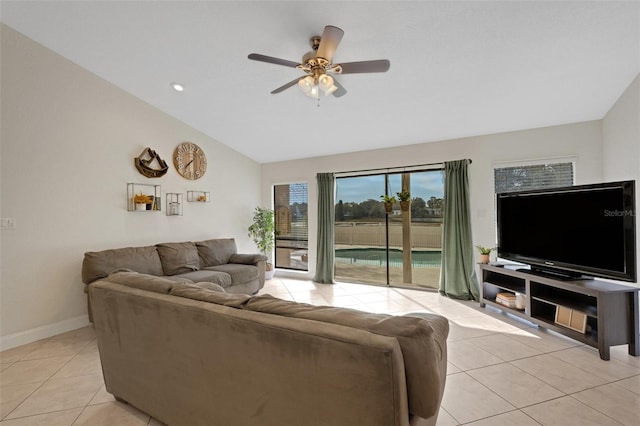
[331,159,472,177]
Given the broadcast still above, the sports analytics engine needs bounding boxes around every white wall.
[603,73,640,181]
[263,121,604,279]
[602,72,640,282]
[0,25,262,347]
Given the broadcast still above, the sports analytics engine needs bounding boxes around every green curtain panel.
[314,173,335,283]
[439,160,480,300]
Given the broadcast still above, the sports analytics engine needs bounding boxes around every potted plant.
[380,194,397,214]
[248,206,276,280]
[396,190,411,211]
[475,245,495,264]
[133,192,150,211]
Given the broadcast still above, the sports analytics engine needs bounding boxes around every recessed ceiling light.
[170,82,184,92]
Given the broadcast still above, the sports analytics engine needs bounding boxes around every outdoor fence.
[334,222,443,249]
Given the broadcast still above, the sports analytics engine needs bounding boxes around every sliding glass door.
[334,170,443,289]
[274,183,308,271]
[335,175,388,284]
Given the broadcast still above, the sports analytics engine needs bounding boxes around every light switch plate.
[1,218,16,230]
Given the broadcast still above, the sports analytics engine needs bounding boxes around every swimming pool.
[335,248,441,268]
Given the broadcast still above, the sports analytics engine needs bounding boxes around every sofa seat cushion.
[103,271,184,294]
[205,264,259,285]
[156,242,200,275]
[172,270,232,288]
[170,282,252,308]
[245,294,448,420]
[196,238,237,267]
[82,246,163,284]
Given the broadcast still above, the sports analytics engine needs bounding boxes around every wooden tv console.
[479,264,639,360]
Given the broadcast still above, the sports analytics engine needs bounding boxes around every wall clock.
[173,142,207,180]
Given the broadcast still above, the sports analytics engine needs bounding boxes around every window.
[274,183,308,271]
[334,170,444,289]
[494,161,574,193]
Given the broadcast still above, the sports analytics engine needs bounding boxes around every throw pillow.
[196,238,237,267]
[156,242,200,275]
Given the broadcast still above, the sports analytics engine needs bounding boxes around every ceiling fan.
[248,25,390,99]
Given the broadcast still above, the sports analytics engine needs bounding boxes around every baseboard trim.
[0,315,90,351]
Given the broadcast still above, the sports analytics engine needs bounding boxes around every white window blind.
[494,162,574,193]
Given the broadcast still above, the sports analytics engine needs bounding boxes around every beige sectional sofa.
[82,238,267,319]
[89,271,449,426]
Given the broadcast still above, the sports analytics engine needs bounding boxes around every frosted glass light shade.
[318,74,334,92]
[298,76,315,94]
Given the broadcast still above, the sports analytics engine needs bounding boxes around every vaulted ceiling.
[2,1,639,163]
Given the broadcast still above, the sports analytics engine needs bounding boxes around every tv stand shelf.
[480,264,639,360]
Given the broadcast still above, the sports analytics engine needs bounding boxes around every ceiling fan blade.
[337,59,391,74]
[316,25,344,62]
[332,79,347,98]
[248,53,300,68]
[270,77,302,94]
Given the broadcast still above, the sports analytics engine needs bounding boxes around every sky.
[336,171,445,203]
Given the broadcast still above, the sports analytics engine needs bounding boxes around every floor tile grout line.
[3,377,53,421]
[11,337,97,363]
[2,339,96,382]
[610,374,640,396]
[457,349,635,399]
[70,404,85,426]
[445,370,517,412]
[4,375,105,422]
[565,394,626,426]
[520,409,545,426]
[457,408,544,426]
[509,350,634,384]
[389,287,439,313]
[545,349,640,383]
[0,339,51,363]
[1,335,99,422]
[496,332,583,354]
[4,406,86,423]
[610,357,640,369]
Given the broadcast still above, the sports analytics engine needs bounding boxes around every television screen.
[497,180,636,282]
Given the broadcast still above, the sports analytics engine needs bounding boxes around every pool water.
[335,248,441,268]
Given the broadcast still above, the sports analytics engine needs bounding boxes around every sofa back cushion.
[170,282,252,308]
[245,294,446,419]
[196,238,237,267]
[105,271,179,294]
[156,242,200,275]
[82,245,163,284]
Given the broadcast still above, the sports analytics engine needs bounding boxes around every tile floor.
[1,277,639,425]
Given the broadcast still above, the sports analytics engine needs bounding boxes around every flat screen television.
[497,180,636,282]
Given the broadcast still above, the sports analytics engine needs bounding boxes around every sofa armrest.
[229,253,268,265]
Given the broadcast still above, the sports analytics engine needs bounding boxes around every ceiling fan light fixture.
[249,24,390,100]
[323,84,338,96]
[318,74,334,92]
[308,84,320,99]
[298,76,315,94]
